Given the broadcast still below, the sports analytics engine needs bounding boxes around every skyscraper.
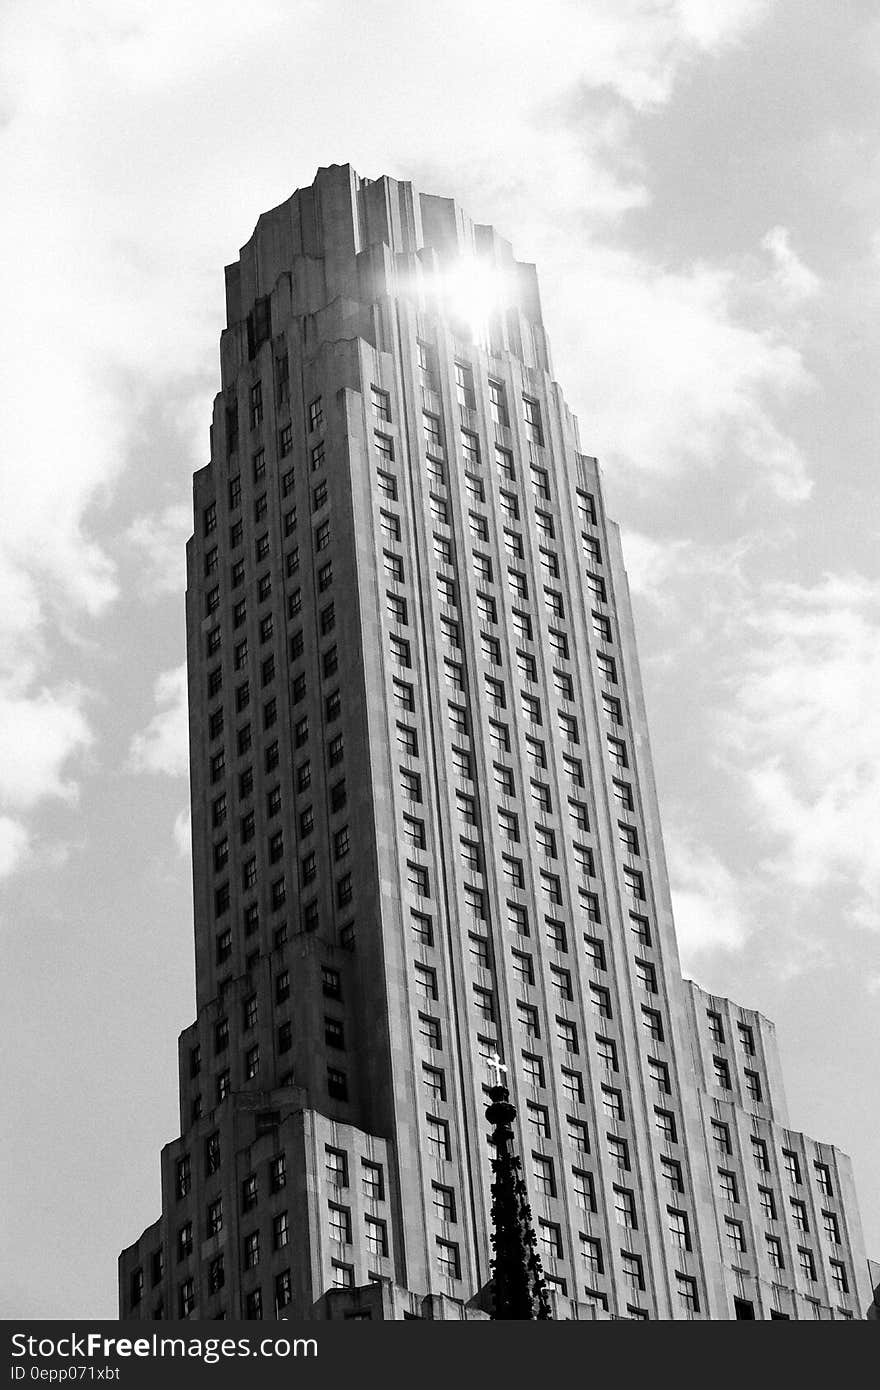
[119,164,872,1321]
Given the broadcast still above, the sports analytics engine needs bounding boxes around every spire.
[485,1076,552,1320]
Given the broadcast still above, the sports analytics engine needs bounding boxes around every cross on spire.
[487,1051,507,1088]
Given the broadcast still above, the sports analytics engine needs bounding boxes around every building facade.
[119,164,873,1321]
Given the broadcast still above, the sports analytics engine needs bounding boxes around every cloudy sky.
[1,0,878,1317]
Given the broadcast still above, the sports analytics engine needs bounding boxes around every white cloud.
[761,225,821,306]
[668,831,751,963]
[621,530,749,622]
[125,505,191,597]
[0,686,92,810]
[173,807,192,859]
[542,244,813,501]
[128,665,189,777]
[722,574,880,926]
[0,817,30,879]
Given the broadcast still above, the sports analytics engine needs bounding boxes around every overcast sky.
[1,0,878,1318]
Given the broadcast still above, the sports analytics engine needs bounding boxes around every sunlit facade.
[119,164,872,1321]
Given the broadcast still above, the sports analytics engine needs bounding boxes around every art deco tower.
[119,165,873,1321]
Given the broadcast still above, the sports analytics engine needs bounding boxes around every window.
[583,936,606,973]
[677,1274,699,1315]
[607,1135,630,1171]
[415,963,438,1002]
[668,1208,691,1251]
[502,856,523,890]
[561,1070,584,1106]
[557,1017,578,1052]
[419,1013,442,1050]
[752,1137,770,1173]
[622,867,644,903]
[526,1103,550,1141]
[522,396,544,445]
[642,1008,663,1042]
[718,1170,738,1203]
[460,430,480,469]
[815,1162,833,1197]
[469,933,490,969]
[555,670,574,703]
[390,635,411,669]
[542,919,564,955]
[654,1108,677,1144]
[485,377,509,425]
[725,1218,746,1254]
[790,1199,809,1232]
[325,1017,345,1049]
[744,1069,762,1103]
[535,825,556,857]
[178,1278,195,1318]
[508,902,529,935]
[562,754,583,787]
[798,1246,816,1282]
[426,1116,451,1161]
[782,1149,802,1185]
[766,1234,784,1270]
[408,862,429,897]
[271,1211,290,1252]
[436,1239,460,1280]
[176,1218,193,1260]
[328,1203,352,1245]
[620,1252,644,1293]
[371,385,391,422]
[533,1154,556,1198]
[573,1169,596,1212]
[712,1120,732,1156]
[596,1036,618,1071]
[363,1216,388,1259]
[661,1157,684,1195]
[243,1231,260,1269]
[317,968,340,1004]
[423,412,442,452]
[398,773,425,813]
[522,1053,544,1088]
[829,1259,848,1294]
[737,1022,756,1056]
[330,1262,353,1291]
[539,1221,562,1260]
[518,1002,539,1038]
[713,1056,732,1090]
[553,967,574,1002]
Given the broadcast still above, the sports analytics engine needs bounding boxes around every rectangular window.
[488,378,508,425]
[573,1169,595,1212]
[371,385,391,422]
[426,1116,451,1161]
[655,1108,677,1143]
[423,412,442,452]
[436,1239,460,1280]
[677,1274,699,1315]
[718,1170,738,1203]
[522,396,544,445]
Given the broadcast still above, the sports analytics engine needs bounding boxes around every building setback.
[119,164,873,1321]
